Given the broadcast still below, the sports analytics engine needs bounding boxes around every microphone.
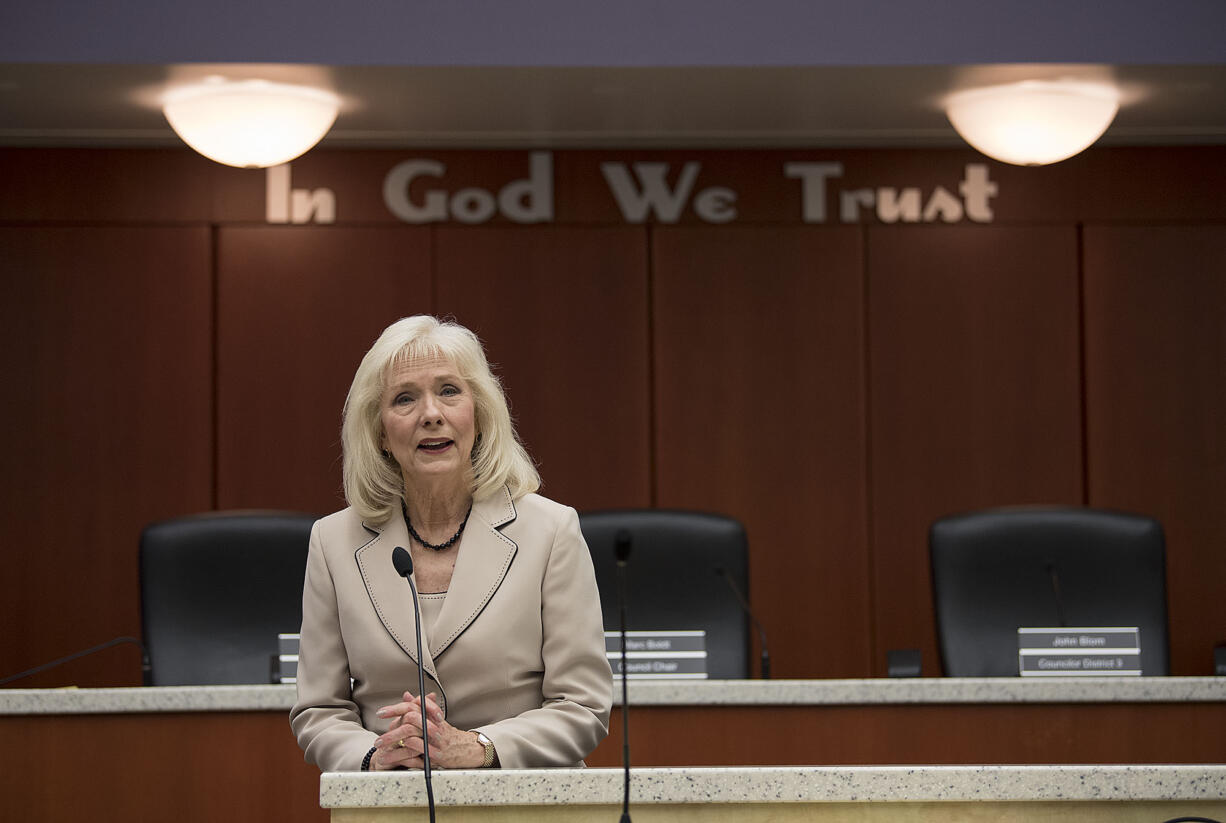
[1045,562,1068,628]
[391,546,436,823]
[0,636,150,687]
[613,529,632,823]
[715,567,771,679]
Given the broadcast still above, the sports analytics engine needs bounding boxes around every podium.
[321,765,1226,822]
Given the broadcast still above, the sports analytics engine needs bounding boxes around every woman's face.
[379,355,477,491]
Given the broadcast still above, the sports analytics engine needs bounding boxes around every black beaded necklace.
[401,499,473,551]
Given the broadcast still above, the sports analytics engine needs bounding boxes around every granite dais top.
[319,764,1226,808]
[2,677,1223,715]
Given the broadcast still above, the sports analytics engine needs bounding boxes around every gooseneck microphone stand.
[392,546,436,823]
[614,529,633,823]
[715,566,772,679]
[0,636,150,686]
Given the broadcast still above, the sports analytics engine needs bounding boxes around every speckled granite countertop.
[319,765,1226,808]
[625,676,1226,705]
[0,684,295,714]
[3,677,1224,715]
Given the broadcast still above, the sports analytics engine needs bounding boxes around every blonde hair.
[341,316,540,524]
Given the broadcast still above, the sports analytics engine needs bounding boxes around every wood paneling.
[4,146,1226,694]
[0,227,213,687]
[216,226,432,515]
[588,702,1226,766]
[0,713,325,823]
[1077,148,1226,223]
[652,226,869,678]
[0,149,218,222]
[1084,225,1226,675]
[433,226,651,511]
[5,700,1220,823]
[867,226,1084,676]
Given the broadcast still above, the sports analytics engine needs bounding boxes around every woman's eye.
[393,393,414,405]
[441,385,460,397]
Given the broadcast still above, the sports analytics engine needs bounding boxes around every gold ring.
[397,738,406,748]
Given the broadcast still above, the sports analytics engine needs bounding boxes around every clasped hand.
[370,691,484,770]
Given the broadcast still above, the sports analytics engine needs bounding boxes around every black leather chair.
[139,510,317,685]
[580,509,753,679]
[930,506,1169,677]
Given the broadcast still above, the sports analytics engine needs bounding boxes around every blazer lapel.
[355,511,440,681]
[430,487,519,659]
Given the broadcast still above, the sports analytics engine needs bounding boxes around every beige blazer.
[290,487,613,772]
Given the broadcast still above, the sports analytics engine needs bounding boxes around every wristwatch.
[472,730,496,768]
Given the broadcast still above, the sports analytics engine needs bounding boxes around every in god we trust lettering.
[266,164,336,224]
[383,152,553,224]
[601,161,738,223]
[263,152,1001,225]
[785,162,998,223]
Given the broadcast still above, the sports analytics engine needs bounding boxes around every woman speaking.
[290,316,612,771]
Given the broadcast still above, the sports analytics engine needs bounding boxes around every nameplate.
[276,633,300,684]
[1017,627,1142,676]
[605,631,708,680]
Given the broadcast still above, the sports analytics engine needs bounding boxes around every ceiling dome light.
[162,78,340,168]
[944,80,1120,166]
